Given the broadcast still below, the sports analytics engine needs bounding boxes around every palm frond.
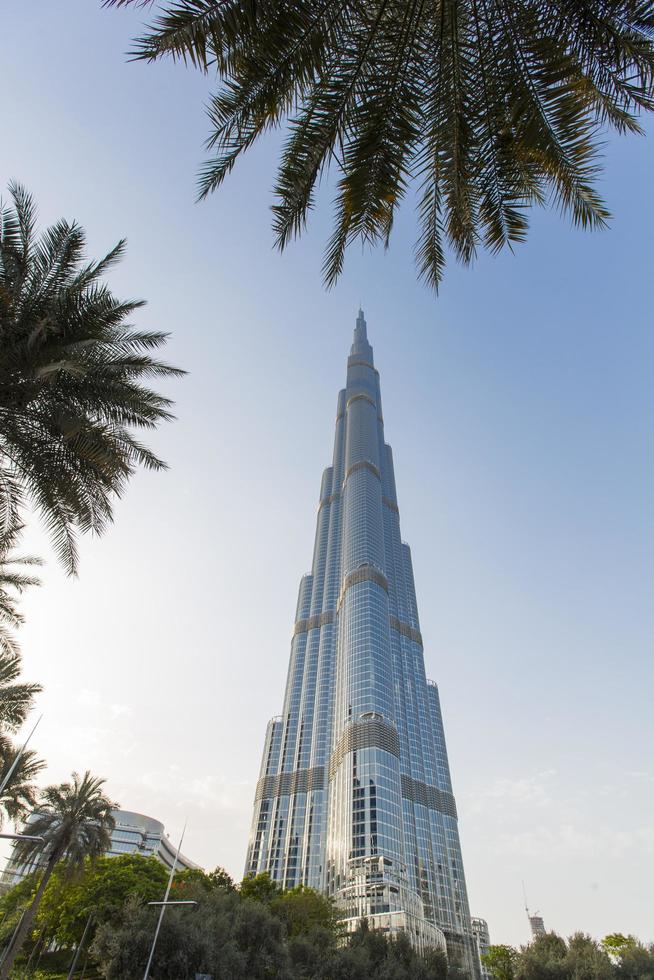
[14,771,117,872]
[0,529,41,660]
[107,0,654,288]
[0,185,185,573]
[0,736,46,827]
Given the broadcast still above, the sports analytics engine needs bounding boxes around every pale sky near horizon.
[2,0,653,949]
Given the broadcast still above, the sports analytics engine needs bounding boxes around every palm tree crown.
[13,771,116,872]
[108,0,654,289]
[0,182,185,573]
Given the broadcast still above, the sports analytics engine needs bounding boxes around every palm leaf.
[0,183,185,573]
[106,0,654,289]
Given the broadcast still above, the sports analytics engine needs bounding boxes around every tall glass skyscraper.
[246,313,478,970]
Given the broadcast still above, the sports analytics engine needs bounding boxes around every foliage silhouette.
[0,182,184,573]
[107,0,654,289]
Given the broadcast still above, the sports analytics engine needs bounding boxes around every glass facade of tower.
[246,313,478,970]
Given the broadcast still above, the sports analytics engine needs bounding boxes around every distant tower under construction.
[523,884,546,938]
[528,912,546,938]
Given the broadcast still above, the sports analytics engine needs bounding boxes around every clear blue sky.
[3,0,653,947]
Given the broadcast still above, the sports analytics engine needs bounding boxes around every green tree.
[31,853,170,950]
[515,932,568,980]
[0,770,116,979]
[484,944,520,980]
[107,0,654,290]
[0,182,184,574]
[172,864,235,894]
[92,885,454,980]
[564,933,614,980]
[603,936,639,961]
[92,885,293,980]
[91,894,191,980]
[614,941,654,980]
[240,870,281,903]
[0,869,38,941]
[271,884,341,939]
[326,922,450,980]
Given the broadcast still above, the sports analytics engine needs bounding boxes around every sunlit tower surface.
[245,312,478,973]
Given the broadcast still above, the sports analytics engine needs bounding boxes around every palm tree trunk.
[0,851,58,979]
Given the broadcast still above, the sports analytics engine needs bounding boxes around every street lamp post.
[0,911,24,969]
[141,822,192,980]
[66,913,94,980]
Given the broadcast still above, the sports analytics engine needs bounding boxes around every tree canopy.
[92,892,454,980]
[4,865,654,980]
[484,933,654,980]
[35,853,170,948]
[484,944,520,980]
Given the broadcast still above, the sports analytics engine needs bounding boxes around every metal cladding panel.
[244,312,478,974]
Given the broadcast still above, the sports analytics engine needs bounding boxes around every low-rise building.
[472,916,492,980]
[1,808,199,889]
[105,809,199,871]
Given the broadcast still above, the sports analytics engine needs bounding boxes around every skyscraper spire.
[352,307,369,355]
[246,313,478,971]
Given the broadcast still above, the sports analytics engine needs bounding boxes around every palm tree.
[0,182,185,574]
[107,0,654,290]
[0,530,45,837]
[0,735,44,827]
[0,771,116,978]
[0,529,42,736]
[0,649,41,739]
[0,531,42,731]
[0,524,41,660]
